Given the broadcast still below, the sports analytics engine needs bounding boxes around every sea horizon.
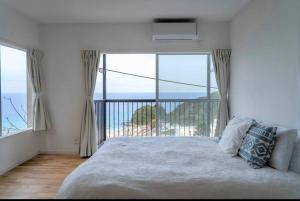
[94,92,208,100]
[1,92,215,134]
[1,93,27,134]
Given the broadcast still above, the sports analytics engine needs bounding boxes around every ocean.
[1,93,27,134]
[94,92,207,100]
[93,92,217,131]
[1,92,216,135]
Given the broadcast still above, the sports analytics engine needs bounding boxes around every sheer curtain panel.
[27,48,51,131]
[212,49,231,136]
[79,50,100,157]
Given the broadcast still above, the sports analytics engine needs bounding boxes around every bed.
[56,137,300,199]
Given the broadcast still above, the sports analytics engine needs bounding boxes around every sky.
[0,45,27,94]
[106,54,156,93]
[159,54,207,94]
[95,54,218,96]
[0,49,217,96]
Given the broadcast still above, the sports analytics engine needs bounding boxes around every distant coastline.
[0,92,218,135]
[93,92,219,137]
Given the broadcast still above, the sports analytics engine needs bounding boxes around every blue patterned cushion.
[238,121,277,169]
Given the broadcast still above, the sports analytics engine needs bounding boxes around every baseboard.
[0,150,80,175]
[0,151,39,175]
[39,150,79,156]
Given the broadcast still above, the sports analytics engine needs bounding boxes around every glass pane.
[158,54,208,99]
[210,56,220,99]
[0,46,27,135]
[210,100,219,137]
[157,101,209,137]
[210,56,220,137]
[105,101,158,139]
[94,54,103,100]
[106,54,156,99]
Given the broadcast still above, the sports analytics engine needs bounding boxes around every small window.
[0,45,31,136]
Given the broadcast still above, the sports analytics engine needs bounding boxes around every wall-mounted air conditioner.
[152,22,198,41]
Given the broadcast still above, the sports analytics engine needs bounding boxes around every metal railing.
[94,99,219,140]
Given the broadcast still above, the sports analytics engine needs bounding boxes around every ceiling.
[0,0,251,24]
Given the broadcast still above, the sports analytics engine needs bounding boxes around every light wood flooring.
[0,154,86,199]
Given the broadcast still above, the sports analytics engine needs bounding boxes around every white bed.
[57,137,300,199]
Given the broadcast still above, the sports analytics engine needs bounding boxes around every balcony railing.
[94,99,219,141]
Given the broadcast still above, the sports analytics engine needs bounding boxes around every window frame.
[97,52,219,137]
[156,53,212,100]
[101,53,156,100]
[156,53,215,136]
[100,52,215,101]
[0,42,32,136]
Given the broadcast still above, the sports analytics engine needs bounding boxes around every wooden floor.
[0,155,86,199]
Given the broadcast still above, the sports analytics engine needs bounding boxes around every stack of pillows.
[218,116,297,170]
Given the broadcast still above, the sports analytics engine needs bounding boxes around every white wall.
[0,2,39,48]
[0,2,40,174]
[0,130,39,175]
[39,21,230,154]
[298,19,300,127]
[230,0,300,129]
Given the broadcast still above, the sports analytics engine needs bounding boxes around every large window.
[94,53,219,138]
[107,54,155,99]
[0,45,30,136]
[158,54,208,99]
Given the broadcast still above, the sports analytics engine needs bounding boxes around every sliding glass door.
[158,54,208,99]
[94,53,219,140]
[157,54,211,136]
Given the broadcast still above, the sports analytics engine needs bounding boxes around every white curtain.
[79,50,100,157]
[27,49,51,131]
[212,49,231,137]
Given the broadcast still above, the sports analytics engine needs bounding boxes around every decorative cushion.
[218,117,252,156]
[268,128,297,171]
[238,121,277,169]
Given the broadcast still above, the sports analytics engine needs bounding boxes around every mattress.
[57,137,300,199]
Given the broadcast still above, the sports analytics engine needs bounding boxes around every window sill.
[0,128,33,141]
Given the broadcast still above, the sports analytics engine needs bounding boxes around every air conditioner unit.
[152,22,198,40]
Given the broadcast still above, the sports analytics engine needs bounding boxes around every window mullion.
[0,46,2,136]
[155,54,159,136]
[103,54,107,141]
[207,54,211,136]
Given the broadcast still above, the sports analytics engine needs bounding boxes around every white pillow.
[290,134,300,174]
[267,127,297,171]
[253,120,297,172]
[218,117,252,156]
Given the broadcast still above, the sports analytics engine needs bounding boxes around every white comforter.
[57,137,300,199]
